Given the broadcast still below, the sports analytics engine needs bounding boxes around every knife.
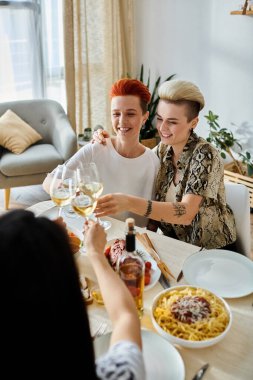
[159,273,170,289]
[176,246,205,283]
[192,363,209,380]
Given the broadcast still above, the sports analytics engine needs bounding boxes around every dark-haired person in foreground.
[0,209,145,379]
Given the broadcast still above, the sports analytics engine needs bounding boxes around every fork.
[191,363,209,380]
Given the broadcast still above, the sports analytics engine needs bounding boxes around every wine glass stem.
[58,207,63,217]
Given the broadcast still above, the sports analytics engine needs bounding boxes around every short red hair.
[110,78,151,113]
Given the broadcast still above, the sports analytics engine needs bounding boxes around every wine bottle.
[117,218,145,318]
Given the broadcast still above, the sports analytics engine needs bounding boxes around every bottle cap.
[126,217,135,227]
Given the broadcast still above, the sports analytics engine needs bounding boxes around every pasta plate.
[152,285,232,348]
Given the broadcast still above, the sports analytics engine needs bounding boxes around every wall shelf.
[230,10,253,15]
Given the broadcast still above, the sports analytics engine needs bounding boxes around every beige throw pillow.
[0,109,42,154]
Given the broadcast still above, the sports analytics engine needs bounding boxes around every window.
[0,0,65,108]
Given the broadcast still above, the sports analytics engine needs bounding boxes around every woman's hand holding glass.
[49,165,77,217]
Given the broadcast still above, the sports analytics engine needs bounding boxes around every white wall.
[134,0,253,155]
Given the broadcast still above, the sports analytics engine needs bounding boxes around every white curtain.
[0,0,65,107]
[64,0,135,134]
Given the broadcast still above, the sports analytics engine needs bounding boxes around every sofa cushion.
[0,109,42,154]
[0,144,63,176]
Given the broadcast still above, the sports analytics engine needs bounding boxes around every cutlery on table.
[176,268,184,283]
[159,273,170,289]
[192,363,209,380]
[136,232,175,280]
[176,246,204,283]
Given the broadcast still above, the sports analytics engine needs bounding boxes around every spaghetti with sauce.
[153,287,230,341]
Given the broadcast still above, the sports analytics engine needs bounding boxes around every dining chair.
[224,182,251,256]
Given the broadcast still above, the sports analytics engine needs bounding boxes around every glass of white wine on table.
[71,162,111,250]
[49,165,77,218]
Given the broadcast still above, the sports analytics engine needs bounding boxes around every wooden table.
[28,201,253,380]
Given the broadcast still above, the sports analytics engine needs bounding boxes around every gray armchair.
[0,99,77,209]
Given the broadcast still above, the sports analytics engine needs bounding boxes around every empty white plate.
[183,249,253,298]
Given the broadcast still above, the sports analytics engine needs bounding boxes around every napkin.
[89,316,112,338]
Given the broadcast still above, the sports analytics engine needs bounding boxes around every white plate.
[183,249,253,298]
[106,239,161,291]
[94,329,185,380]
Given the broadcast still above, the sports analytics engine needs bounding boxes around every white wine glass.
[71,162,103,254]
[71,162,102,220]
[50,165,77,217]
[79,162,111,230]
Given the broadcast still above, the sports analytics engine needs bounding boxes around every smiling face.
[156,100,198,152]
[111,95,148,141]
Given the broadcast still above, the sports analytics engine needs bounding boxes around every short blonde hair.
[158,79,205,120]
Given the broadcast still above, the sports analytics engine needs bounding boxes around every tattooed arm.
[95,193,203,226]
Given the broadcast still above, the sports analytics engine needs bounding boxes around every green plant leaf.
[147,70,150,89]
[149,76,161,106]
[236,142,242,150]
[164,74,176,82]
[140,64,144,83]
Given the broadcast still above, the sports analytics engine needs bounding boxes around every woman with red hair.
[43,78,159,227]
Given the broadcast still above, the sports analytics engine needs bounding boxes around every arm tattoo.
[173,202,186,217]
[144,200,152,218]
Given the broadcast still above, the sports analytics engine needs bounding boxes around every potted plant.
[205,110,253,208]
[205,110,246,175]
[138,64,176,148]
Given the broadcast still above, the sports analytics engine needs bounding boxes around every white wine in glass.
[73,162,111,230]
[50,165,77,217]
[62,177,80,218]
[72,163,102,218]
[71,193,98,217]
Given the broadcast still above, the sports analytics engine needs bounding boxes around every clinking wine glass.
[72,162,102,219]
[71,162,103,253]
[50,165,77,217]
[72,162,111,230]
